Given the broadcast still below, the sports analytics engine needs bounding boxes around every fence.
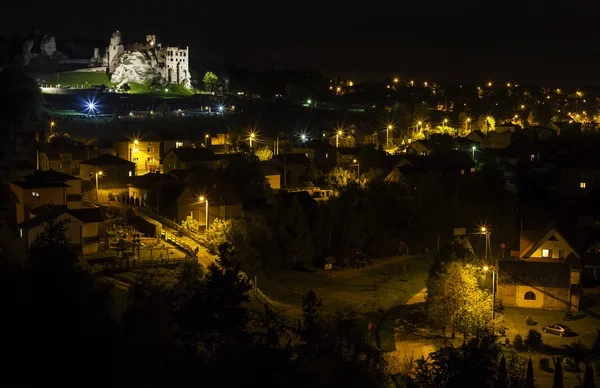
[91,257,191,274]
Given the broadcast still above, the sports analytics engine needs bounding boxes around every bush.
[539,357,551,371]
[504,338,510,347]
[526,316,536,326]
[525,329,543,351]
[513,334,524,351]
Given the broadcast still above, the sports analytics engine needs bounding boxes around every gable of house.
[519,227,580,261]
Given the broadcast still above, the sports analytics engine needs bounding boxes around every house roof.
[519,225,581,260]
[19,206,103,230]
[259,161,280,176]
[80,153,135,166]
[11,180,70,189]
[499,261,571,288]
[12,169,79,188]
[165,147,215,163]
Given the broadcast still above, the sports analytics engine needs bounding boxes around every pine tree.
[553,357,564,388]
[496,355,508,388]
[526,357,535,388]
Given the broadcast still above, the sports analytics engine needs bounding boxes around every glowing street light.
[393,77,399,84]
[198,195,209,231]
[306,99,312,105]
[443,118,448,129]
[471,145,477,160]
[300,133,308,143]
[205,133,210,146]
[95,171,103,202]
[50,121,55,135]
[217,105,224,113]
[352,158,360,178]
[336,129,343,148]
[249,132,256,148]
[520,105,525,109]
[487,81,493,87]
[336,87,341,93]
[386,124,393,149]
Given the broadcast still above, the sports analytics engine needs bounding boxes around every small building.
[497,261,579,311]
[113,133,162,174]
[260,161,281,190]
[176,184,244,227]
[80,153,136,180]
[406,140,433,156]
[466,130,487,144]
[272,153,311,188]
[162,147,217,174]
[18,206,104,255]
[9,170,82,228]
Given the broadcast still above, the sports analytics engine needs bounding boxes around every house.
[466,130,487,144]
[162,147,217,174]
[272,153,311,188]
[39,145,91,177]
[9,170,82,227]
[260,161,281,190]
[336,147,361,166]
[80,153,136,181]
[406,140,433,156]
[113,133,162,174]
[18,205,104,255]
[484,131,512,149]
[501,225,585,310]
[346,123,377,146]
[328,131,356,148]
[158,131,191,159]
[497,261,579,311]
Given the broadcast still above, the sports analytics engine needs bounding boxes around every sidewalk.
[160,223,215,267]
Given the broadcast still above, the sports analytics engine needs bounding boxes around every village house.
[9,170,82,228]
[260,161,281,190]
[80,153,136,181]
[162,147,217,174]
[271,153,311,188]
[113,133,162,174]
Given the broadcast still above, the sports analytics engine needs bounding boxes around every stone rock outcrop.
[110,51,162,85]
[40,35,57,57]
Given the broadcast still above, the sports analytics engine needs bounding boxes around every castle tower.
[162,46,190,87]
[107,30,124,73]
[146,35,156,48]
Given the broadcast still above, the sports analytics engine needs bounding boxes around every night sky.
[4,1,600,86]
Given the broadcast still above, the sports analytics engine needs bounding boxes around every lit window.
[32,191,40,199]
[325,153,329,158]
[580,182,586,188]
[542,249,550,258]
[524,291,536,300]
[129,171,133,177]
[19,229,23,238]
[147,148,155,153]
[56,163,62,169]
[148,157,155,162]
[175,142,184,148]
[133,157,139,162]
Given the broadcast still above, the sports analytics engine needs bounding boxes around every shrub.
[513,334,524,351]
[526,316,536,326]
[525,329,543,351]
[504,338,510,347]
[539,357,551,371]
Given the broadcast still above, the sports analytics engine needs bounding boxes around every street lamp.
[466,117,471,131]
[352,158,360,179]
[483,265,496,323]
[443,118,448,129]
[336,129,343,148]
[481,227,491,264]
[417,120,422,133]
[95,171,103,202]
[386,124,393,149]
[198,196,209,231]
[50,121,55,135]
[471,145,477,160]
[205,133,210,146]
[306,98,312,106]
[249,132,256,148]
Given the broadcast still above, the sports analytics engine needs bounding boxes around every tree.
[497,355,508,388]
[203,71,219,94]
[553,357,564,388]
[0,67,43,135]
[427,262,491,339]
[254,145,273,161]
[296,290,323,359]
[327,166,357,191]
[530,103,552,127]
[205,218,237,255]
[157,101,171,118]
[525,357,535,388]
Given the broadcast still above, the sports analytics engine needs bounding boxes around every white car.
[542,324,570,337]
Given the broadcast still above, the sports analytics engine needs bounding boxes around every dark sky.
[3,1,600,86]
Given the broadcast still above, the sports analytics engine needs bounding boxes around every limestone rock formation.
[110,51,162,85]
[40,35,57,57]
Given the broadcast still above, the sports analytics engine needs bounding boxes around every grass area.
[250,255,432,348]
[34,71,112,87]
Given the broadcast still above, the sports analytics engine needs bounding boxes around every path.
[390,288,435,362]
[159,223,215,267]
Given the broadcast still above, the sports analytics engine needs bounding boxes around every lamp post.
[481,227,491,265]
[483,265,496,323]
[199,196,209,231]
[249,133,256,149]
[466,117,471,132]
[50,121,55,135]
[352,159,360,179]
[386,124,393,149]
[443,118,448,130]
[205,134,210,146]
[471,145,477,160]
[336,130,343,148]
[95,171,103,202]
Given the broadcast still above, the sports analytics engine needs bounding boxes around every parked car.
[542,323,571,337]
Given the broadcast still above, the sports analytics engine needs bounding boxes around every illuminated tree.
[254,146,273,161]
[327,167,357,191]
[203,71,219,94]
